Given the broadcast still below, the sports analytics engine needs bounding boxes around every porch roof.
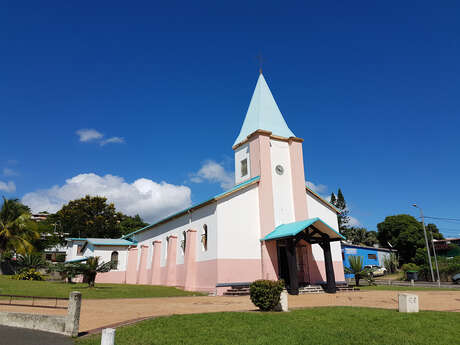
[261,217,345,241]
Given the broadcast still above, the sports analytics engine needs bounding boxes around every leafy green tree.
[53,262,83,283]
[377,214,443,265]
[344,255,370,286]
[49,196,149,239]
[0,197,39,256]
[119,214,148,235]
[363,230,378,247]
[49,196,123,238]
[342,227,378,247]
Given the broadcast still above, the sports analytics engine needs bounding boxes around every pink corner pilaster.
[137,245,149,284]
[184,229,197,291]
[150,240,162,285]
[250,132,278,280]
[125,247,138,284]
[289,138,309,220]
[165,236,178,286]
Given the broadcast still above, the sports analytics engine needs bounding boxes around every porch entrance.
[262,218,345,295]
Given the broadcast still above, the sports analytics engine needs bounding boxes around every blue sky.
[1,1,459,236]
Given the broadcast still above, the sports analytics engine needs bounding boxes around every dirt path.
[1,290,460,334]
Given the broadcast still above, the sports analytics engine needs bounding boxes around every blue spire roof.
[233,73,295,147]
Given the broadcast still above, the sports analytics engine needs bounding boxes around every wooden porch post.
[321,240,337,293]
[286,239,299,295]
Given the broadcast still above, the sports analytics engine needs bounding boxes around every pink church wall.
[95,270,126,284]
[250,132,278,280]
[217,259,261,283]
[137,245,149,284]
[150,240,162,285]
[165,236,177,286]
[183,230,197,291]
[125,248,138,284]
[288,138,309,221]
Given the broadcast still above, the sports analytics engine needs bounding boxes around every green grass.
[359,285,460,291]
[0,276,203,299]
[76,307,460,345]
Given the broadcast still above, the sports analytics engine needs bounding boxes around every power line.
[424,216,460,222]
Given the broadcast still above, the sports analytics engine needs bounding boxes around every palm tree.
[344,255,370,286]
[80,257,114,287]
[0,197,39,275]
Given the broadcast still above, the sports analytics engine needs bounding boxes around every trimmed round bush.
[249,279,284,311]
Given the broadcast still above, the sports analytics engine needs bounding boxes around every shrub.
[249,279,284,311]
[11,268,44,281]
[401,263,420,272]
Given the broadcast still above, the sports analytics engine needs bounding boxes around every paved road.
[0,325,73,345]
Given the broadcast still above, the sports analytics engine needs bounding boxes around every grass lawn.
[358,285,460,292]
[76,307,460,345]
[0,276,203,299]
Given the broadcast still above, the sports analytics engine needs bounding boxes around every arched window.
[201,224,208,251]
[181,231,187,254]
[111,251,119,269]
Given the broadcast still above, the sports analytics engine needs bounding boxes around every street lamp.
[412,204,435,283]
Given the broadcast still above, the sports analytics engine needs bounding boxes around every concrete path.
[1,290,459,335]
[0,325,73,345]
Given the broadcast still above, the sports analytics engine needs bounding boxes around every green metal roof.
[233,73,295,146]
[262,217,345,241]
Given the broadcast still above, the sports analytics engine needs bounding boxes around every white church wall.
[216,184,261,259]
[234,143,251,185]
[311,241,343,261]
[133,203,218,267]
[270,139,295,227]
[306,192,339,231]
[92,246,129,271]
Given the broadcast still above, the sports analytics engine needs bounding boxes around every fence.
[0,291,81,337]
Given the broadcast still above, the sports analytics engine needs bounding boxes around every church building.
[66,73,346,295]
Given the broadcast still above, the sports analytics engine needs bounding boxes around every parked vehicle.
[364,265,387,277]
[452,273,460,284]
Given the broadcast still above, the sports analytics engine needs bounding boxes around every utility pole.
[412,204,435,282]
[429,227,441,287]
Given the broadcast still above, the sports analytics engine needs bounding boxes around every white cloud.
[0,181,16,193]
[21,173,191,223]
[348,216,361,227]
[100,137,125,146]
[306,181,328,194]
[3,168,18,177]
[76,129,103,142]
[190,160,234,189]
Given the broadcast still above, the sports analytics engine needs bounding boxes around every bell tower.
[233,73,309,280]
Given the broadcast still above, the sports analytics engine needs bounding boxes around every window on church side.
[201,224,208,252]
[241,158,248,177]
[111,251,119,269]
[181,231,186,254]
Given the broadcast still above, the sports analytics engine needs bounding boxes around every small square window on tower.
[241,158,248,177]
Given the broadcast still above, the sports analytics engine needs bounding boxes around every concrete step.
[298,285,324,294]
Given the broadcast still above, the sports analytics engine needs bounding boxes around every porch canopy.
[262,217,344,242]
[261,217,345,294]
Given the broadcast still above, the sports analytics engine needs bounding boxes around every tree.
[330,192,336,206]
[377,214,443,265]
[16,253,47,271]
[330,189,349,232]
[344,255,370,286]
[0,197,39,255]
[50,196,123,238]
[342,227,378,247]
[119,214,148,235]
[50,196,149,239]
[80,257,114,287]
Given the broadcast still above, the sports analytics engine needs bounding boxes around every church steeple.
[233,73,295,147]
